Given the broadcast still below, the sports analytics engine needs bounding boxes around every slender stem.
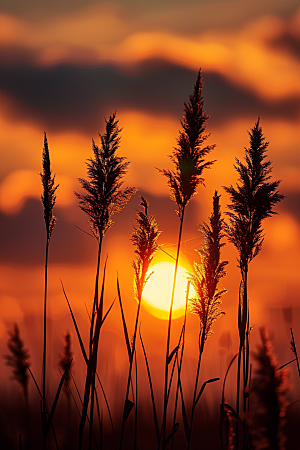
[134,349,138,450]
[243,300,250,450]
[161,205,185,450]
[188,328,205,450]
[171,283,189,450]
[90,238,103,357]
[119,290,143,450]
[235,343,242,450]
[89,371,96,450]
[235,265,248,450]
[88,238,103,450]
[42,237,49,450]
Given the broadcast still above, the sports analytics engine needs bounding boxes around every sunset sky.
[0,0,300,422]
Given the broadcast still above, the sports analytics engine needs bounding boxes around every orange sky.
[0,0,300,426]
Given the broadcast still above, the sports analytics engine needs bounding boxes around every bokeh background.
[0,0,300,447]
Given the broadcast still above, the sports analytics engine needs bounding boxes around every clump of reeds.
[58,330,74,398]
[250,327,289,450]
[159,69,215,449]
[120,196,161,449]
[74,112,136,450]
[187,190,228,448]
[224,118,284,444]
[4,323,31,400]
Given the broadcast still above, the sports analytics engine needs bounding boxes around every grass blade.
[167,345,179,366]
[79,261,107,448]
[61,280,88,364]
[101,299,115,328]
[45,359,73,436]
[117,275,131,362]
[139,325,160,444]
[279,358,298,370]
[25,359,59,450]
[164,423,179,447]
[96,372,117,450]
[177,358,190,443]
[123,399,135,423]
[194,378,220,408]
[290,328,300,377]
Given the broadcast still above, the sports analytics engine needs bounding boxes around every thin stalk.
[90,238,103,357]
[42,237,49,450]
[171,283,189,450]
[243,304,250,450]
[134,349,138,450]
[235,266,248,450]
[89,372,96,450]
[235,342,242,449]
[119,281,144,450]
[161,205,185,450]
[187,327,205,450]
[79,239,103,450]
[88,238,103,450]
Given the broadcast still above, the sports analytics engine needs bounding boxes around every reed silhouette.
[1,73,298,450]
[40,133,58,450]
[158,69,215,450]
[224,118,284,449]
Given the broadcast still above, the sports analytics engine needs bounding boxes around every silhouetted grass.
[158,69,215,450]
[1,72,298,450]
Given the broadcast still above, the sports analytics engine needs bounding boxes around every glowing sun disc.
[142,262,193,320]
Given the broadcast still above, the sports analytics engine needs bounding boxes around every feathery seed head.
[75,113,137,242]
[131,196,161,300]
[4,324,30,396]
[40,133,58,240]
[189,191,228,340]
[159,70,215,217]
[58,330,74,397]
[251,327,289,450]
[224,118,284,269]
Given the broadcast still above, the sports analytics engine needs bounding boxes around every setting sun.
[142,261,194,320]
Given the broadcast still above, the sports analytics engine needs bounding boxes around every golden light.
[142,261,194,320]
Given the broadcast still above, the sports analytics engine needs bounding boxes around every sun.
[142,261,193,320]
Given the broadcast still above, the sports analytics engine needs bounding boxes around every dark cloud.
[0,190,202,265]
[0,58,299,134]
[0,198,94,264]
[0,0,97,16]
[270,32,300,60]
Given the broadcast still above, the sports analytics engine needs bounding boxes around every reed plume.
[132,196,161,300]
[75,112,137,243]
[188,191,228,448]
[4,324,31,398]
[158,70,215,219]
[251,327,289,450]
[120,197,160,449]
[159,69,215,449]
[40,133,58,241]
[224,118,284,446]
[40,133,58,450]
[189,191,228,340]
[58,330,74,398]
